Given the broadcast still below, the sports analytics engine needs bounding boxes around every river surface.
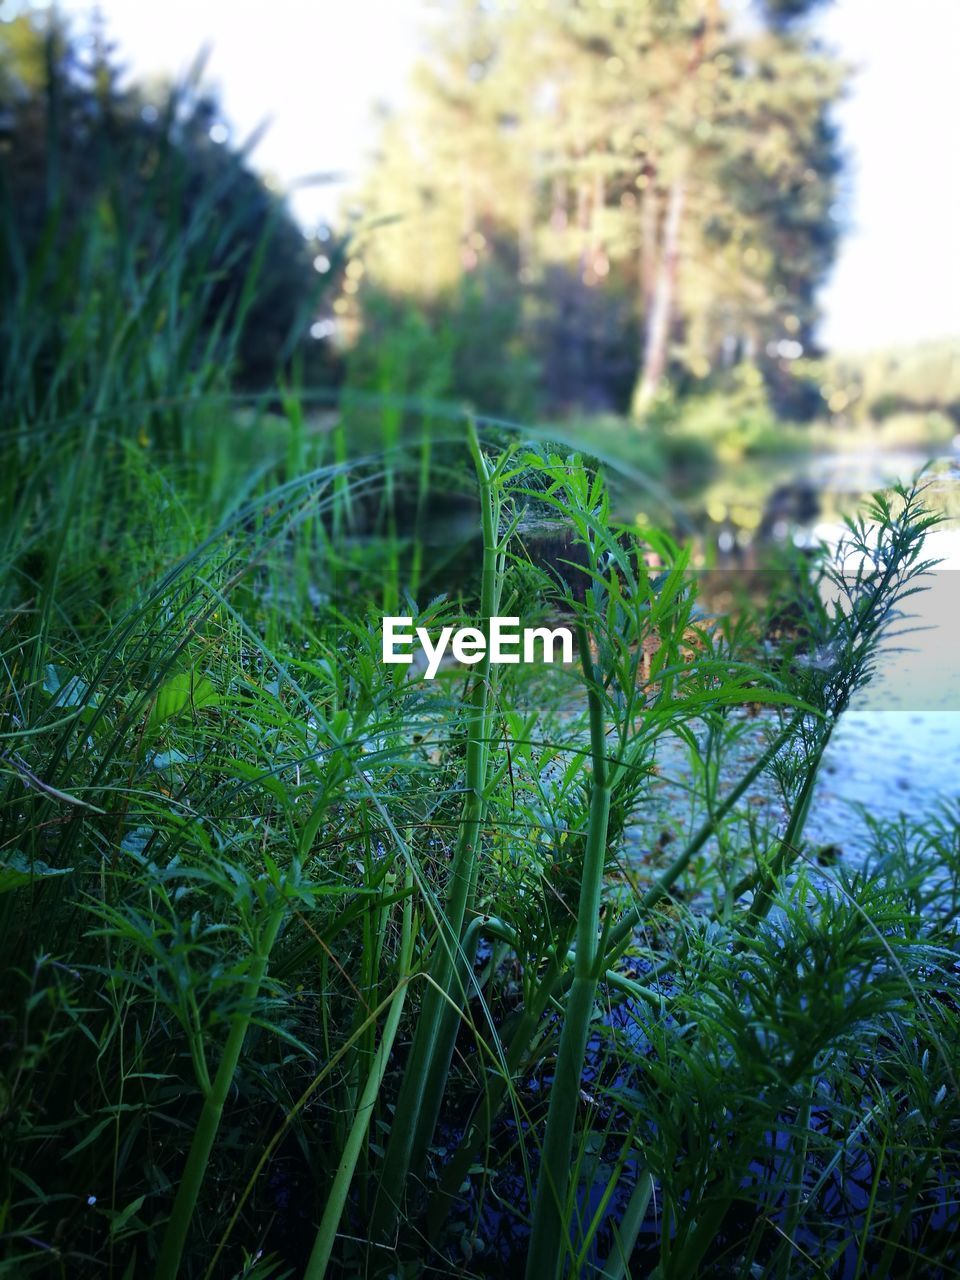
[616,450,960,870]
[804,540,960,855]
[709,449,959,861]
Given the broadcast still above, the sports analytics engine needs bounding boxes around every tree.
[0,7,319,400]
[348,0,844,418]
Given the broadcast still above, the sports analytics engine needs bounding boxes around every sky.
[46,0,960,352]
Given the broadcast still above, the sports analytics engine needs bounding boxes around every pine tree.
[350,0,844,417]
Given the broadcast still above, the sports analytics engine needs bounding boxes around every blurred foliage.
[0,6,324,395]
[344,0,845,419]
[820,339,960,429]
[344,261,539,419]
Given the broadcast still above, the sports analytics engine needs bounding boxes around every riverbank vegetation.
[4,363,959,1278]
[2,6,959,1279]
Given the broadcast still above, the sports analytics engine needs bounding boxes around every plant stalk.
[305,868,414,1280]
[154,900,285,1280]
[372,419,499,1235]
[525,618,611,1279]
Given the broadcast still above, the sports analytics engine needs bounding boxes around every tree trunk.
[632,174,685,417]
[639,168,659,317]
[632,0,718,418]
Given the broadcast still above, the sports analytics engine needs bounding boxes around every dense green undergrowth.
[2,82,958,1278]
[3,401,958,1278]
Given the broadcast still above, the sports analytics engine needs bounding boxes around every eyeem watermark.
[382,616,574,680]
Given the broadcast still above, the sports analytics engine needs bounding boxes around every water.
[727,452,960,858]
[617,452,960,866]
[805,711,960,853]
[805,518,960,856]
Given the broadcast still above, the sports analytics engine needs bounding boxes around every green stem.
[428,716,803,1243]
[601,710,803,969]
[305,870,414,1280]
[427,970,558,1241]
[372,419,499,1235]
[780,1078,814,1280]
[745,720,833,928]
[602,1169,655,1280]
[526,619,611,1280]
[154,901,285,1280]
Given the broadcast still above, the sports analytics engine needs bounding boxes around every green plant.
[2,34,955,1274]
